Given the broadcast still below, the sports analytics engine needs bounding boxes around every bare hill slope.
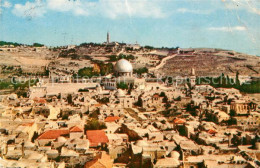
[157,49,260,77]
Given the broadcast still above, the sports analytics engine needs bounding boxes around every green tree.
[78,67,98,78]
[33,43,44,47]
[164,103,171,109]
[0,81,12,90]
[144,46,154,50]
[97,97,109,104]
[230,109,237,117]
[128,83,134,94]
[160,92,166,97]
[134,67,148,75]
[117,82,128,90]
[0,41,22,47]
[135,96,143,107]
[162,96,168,103]
[239,80,260,93]
[174,96,182,101]
[89,109,100,119]
[99,62,113,75]
[109,55,118,62]
[235,71,240,87]
[84,119,107,131]
[118,54,135,60]
[67,94,73,105]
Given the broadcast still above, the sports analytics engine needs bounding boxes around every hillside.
[157,48,260,77]
[1,42,260,78]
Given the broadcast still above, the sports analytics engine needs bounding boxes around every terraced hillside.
[157,49,260,77]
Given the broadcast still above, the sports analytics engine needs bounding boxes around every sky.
[0,0,260,55]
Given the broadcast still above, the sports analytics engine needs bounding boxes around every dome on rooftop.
[115,89,125,98]
[114,59,133,73]
[170,151,180,159]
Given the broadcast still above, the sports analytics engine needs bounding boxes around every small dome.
[114,59,133,73]
[170,151,180,159]
[116,89,125,98]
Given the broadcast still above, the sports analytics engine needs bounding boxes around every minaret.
[107,32,110,44]
[190,68,196,88]
[191,68,195,76]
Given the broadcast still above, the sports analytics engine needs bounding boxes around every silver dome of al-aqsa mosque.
[114,59,133,76]
[103,58,135,90]
[115,59,133,72]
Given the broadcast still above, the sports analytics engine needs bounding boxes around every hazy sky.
[0,0,260,55]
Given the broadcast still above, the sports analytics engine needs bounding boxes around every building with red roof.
[94,103,102,107]
[153,94,160,99]
[37,130,69,140]
[86,130,109,147]
[33,97,46,104]
[208,129,217,135]
[36,129,69,146]
[174,118,186,125]
[70,126,83,132]
[104,116,120,122]
[69,126,84,139]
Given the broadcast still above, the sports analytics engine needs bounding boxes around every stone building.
[230,100,249,115]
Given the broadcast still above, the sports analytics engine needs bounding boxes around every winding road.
[149,54,177,73]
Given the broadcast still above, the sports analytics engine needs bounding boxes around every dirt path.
[149,54,177,72]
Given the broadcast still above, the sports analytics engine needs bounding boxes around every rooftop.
[37,129,69,140]
[69,126,83,132]
[86,130,109,147]
[105,116,120,122]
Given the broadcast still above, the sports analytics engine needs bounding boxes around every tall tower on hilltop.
[107,32,110,44]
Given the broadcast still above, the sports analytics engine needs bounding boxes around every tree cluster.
[196,72,260,93]
[133,67,148,75]
[109,54,135,62]
[84,119,107,131]
[117,82,128,90]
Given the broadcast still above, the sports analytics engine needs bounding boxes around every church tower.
[107,32,110,44]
